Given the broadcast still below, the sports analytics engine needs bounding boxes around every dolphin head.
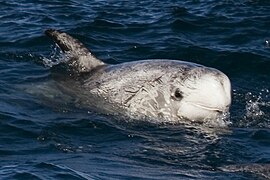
[165,65,231,123]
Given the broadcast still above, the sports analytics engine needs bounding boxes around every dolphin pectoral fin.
[45,29,105,73]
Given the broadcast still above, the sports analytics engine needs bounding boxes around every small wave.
[0,165,41,179]
[220,163,270,179]
[0,163,95,179]
[92,18,126,29]
[171,19,202,31]
[171,6,189,17]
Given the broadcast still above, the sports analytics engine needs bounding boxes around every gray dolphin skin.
[45,29,231,124]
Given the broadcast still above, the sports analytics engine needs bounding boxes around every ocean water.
[0,0,270,179]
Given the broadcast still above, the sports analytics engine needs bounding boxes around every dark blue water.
[1,0,270,179]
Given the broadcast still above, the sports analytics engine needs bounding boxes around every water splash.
[42,45,67,67]
[265,39,270,48]
[245,92,264,119]
[245,89,269,118]
[236,88,270,128]
[202,111,231,128]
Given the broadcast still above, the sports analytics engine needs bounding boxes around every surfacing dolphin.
[44,29,231,124]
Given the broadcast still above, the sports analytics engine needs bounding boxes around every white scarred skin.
[45,29,231,124]
[82,60,231,123]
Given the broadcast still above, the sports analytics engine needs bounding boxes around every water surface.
[0,0,270,179]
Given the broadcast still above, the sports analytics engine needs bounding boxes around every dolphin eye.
[172,88,183,100]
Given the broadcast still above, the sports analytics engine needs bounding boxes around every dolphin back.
[45,29,105,73]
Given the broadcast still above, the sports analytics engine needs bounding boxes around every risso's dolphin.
[44,29,231,124]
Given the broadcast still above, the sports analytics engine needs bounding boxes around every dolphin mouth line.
[188,102,224,113]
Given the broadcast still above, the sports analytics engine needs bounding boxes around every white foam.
[42,45,67,67]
